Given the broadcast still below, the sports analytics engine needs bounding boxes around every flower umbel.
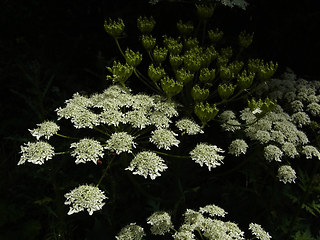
[29,121,59,140]
[190,143,225,170]
[116,223,145,240]
[105,132,136,154]
[249,223,272,240]
[150,129,180,150]
[147,211,173,235]
[277,165,297,184]
[126,151,168,179]
[18,141,55,165]
[70,138,104,164]
[64,185,107,215]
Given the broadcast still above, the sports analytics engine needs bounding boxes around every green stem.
[93,126,110,136]
[114,37,126,59]
[96,156,115,187]
[152,150,189,159]
[55,133,79,140]
[55,151,70,155]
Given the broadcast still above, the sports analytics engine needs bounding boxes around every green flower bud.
[177,20,194,35]
[148,64,166,83]
[206,46,218,61]
[153,46,168,64]
[163,36,182,55]
[216,56,229,67]
[169,54,183,69]
[228,61,244,75]
[248,59,278,81]
[191,85,210,102]
[184,51,203,72]
[125,48,142,67]
[104,18,125,38]
[184,37,199,50]
[142,35,156,51]
[248,98,276,114]
[137,16,156,33]
[238,31,254,48]
[107,61,133,84]
[199,68,215,83]
[194,102,219,126]
[196,4,214,19]
[161,77,183,98]
[237,70,255,89]
[219,66,233,81]
[208,28,223,44]
[218,83,236,100]
[220,46,233,60]
[175,68,194,84]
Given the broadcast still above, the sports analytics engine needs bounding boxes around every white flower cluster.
[277,165,297,184]
[190,143,225,171]
[105,131,136,154]
[126,151,168,180]
[217,0,248,10]
[249,223,272,240]
[228,139,248,156]
[29,121,59,140]
[18,141,55,165]
[116,223,145,240]
[70,138,104,164]
[147,211,173,235]
[64,184,107,215]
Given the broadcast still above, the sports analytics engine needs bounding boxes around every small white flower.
[18,141,54,165]
[126,151,168,179]
[219,110,236,121]
[173,230,195,240]
[125,110,150,129]
[252,130,271,144]
[116,223,145,240]
[176,118,203,135]
[70,138,104,164]
[64,184,107,215]
[190,143,225,171]
[264,144,283,162]
[228,139,248,156]
[150,129,180,150]
[302,145,320,160]
[221,119,241,132]
[149,112,171,129]
[147,211,173,235]
[291,112,311,127]
[290,100,304,112]
[199,204,227,217]
[281,142,299,158]
[99,109,125,126]
[249,223,272,240]
[277,165,297,183]
[307,102,320,116]
[132,94,154,110]
[153,96,179,118]
[105,132,136,154]
[29,121,59,140]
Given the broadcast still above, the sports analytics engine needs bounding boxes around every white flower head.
[281,142,299,158]
[147,211,173,235]
[228,139,248,157]
[150,129,180,150]
[64,184,107,215]
[116,223,145,240]
[99,109,125,127]
[221,119,241,132]
[199,204,227,217]
[173,230,195,240]
[125,110,150,129]
[249,223,272,240]
[18,141,54,165]
[264,144,283,162]
[29,121,59,140]
[126,151,168,179]
[153,96,179,118]
[150,112,171,129]
[105,132,136,154]
[291,112,311,127]
[176,118,203,135]
[277,165,297,184]
[307,102,320,116]
[190,143,225,171]
[70,138,104,164]
[302,145,320,160]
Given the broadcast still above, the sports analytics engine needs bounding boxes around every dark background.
[1,0,319,239]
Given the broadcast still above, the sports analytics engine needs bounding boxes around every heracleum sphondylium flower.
[64,184,107,215]
[149,129,180,150]
[281,142,299,158]
[18,141,54,165]
[116,223,145,240]
[302,145,320,160]
[190,143,225,170]
[70,138,104,164]
[249,223,272,240]
[199,204,227,217]
[147,211,173,235]
[126,151,168,179]
[29,121,60,140]
[125,110,150,129]
[173,230,195,240]
[175,118,203,135]
[105,132,136,154]
[149,111,171,129]
[277,165,297,184]
[264,144,283,162]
